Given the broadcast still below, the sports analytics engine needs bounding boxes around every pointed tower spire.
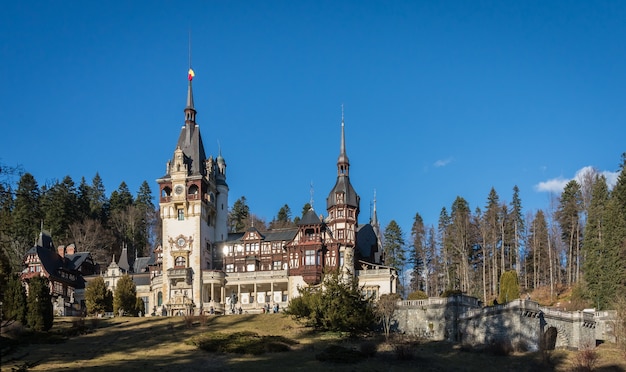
[185,33,196,125]
[337,104,350,176]
[372,189,379,227]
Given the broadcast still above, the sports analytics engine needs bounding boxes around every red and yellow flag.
[188,68,195,81]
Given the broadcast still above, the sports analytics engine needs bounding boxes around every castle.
[99,68,398,316]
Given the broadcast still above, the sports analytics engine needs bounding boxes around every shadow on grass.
[0,315,588,372]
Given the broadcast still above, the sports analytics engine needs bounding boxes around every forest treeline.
[1,153,625,311]
[0,170,158,274]
[397,154,626,311]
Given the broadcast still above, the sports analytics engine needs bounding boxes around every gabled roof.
[299,209,322,225]
[224,228,297,244]
[65,252,92,270]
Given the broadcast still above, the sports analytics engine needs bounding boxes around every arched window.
[175,256,186,268]
[157,291,163,306]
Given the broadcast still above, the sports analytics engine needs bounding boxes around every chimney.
[57,245,65,257]
[66,244,75,255]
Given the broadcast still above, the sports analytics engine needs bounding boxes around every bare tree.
[377,293,401,339]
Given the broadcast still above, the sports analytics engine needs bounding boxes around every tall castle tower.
[156,68,229,315]
[326,111,360,275]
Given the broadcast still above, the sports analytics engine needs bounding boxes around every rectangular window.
[272,261,282,270]
[338,230,344,239]
[246,263,256,272]
[305,250,316,266]
[226,264,234,273]
[339,251,344,267]
[177,208,184,220]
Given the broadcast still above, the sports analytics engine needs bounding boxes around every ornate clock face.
[174,185,184,195]
[177,237,186,247]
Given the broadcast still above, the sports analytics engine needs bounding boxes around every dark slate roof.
[262,228,297,241]
[37,232,55,251]
[299,209,322,226]
[174,123,208,177]
[225,232,245,242]
[131,273,151,286]
[65,253,92,270]
[356,224,379,261]
[25,242,86,289]
[225,229,297,243]
[118,247,130,273]
[326,176,360,209]
[133,257,154,273]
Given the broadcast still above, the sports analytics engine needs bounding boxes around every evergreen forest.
[1,153,625,311]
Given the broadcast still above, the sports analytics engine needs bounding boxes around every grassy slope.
[1,315,625,372]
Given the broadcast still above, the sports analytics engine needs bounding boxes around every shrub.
[498,270,520,304]
[573,345,599,372]
[441,289,462,297]
[190,331,295,355]
[407,290,428,300]
[285,271,375,334]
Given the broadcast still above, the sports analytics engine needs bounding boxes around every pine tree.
[40,176,79,244]
[3,274,27,323]
[85,276,108,315]
[109,182,133,213]
[89,173,108,222]
[526,210,550,289]
[270,204,293,229]
[383,220,406,294]
[410,212,426,292]
[583,175,610,309]
[383,220,406,271]
[603,153,626,306]
[135,180,156,256]
[229,196,250,232]
[0,184,16,273]
[13,173,41,253]
[449,196,472,293]
[113,274,137,316]
[556,180,583,285]
[26,276,53,331]
[510,186,524,278]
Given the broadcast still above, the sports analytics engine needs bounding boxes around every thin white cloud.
[535,177,569,193]
[434,157,453,167]
[535,166,620,193]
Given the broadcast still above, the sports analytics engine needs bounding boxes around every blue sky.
[1,1,624,238]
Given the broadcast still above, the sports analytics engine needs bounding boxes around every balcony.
[225,270,289,283]
[167,267,193,284]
